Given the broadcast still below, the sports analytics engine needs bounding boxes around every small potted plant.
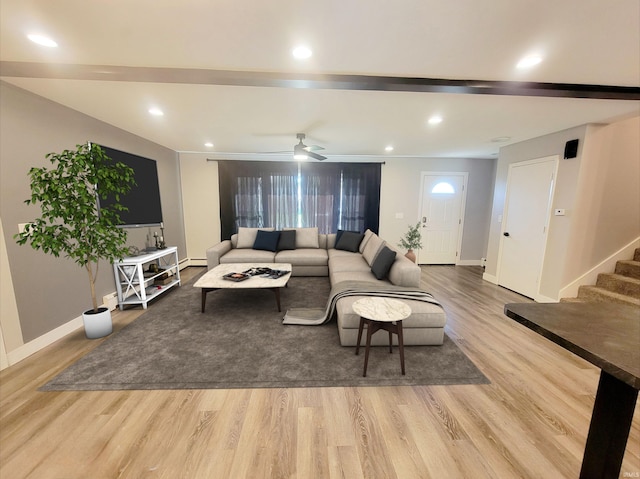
[398,222,422,263]
[15,142,135,338]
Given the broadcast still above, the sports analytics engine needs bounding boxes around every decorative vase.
[82,307,113,339]
[405,249,417,263]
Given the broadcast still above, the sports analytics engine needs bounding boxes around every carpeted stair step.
[596,273,640,298]
[559,297,584,303]
[577,285,640,307]
[615,260,640,280]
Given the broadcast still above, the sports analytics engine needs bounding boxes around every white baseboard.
[483,272,498,284]
[7,315,84,366]
[188,258,207,267]
[535,294,558,303]
[5,257,197,369]
[457,259,483,266]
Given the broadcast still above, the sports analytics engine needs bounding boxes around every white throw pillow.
[359,229,374,253]
[362,233,384,266]
[289,227,319,248]
[236,227,274,248]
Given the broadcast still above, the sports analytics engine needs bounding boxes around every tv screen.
[98,145,163,227]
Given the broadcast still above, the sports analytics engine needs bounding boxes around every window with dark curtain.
[218,160,381,239]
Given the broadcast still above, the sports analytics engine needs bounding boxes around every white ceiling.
[1,0,639,159]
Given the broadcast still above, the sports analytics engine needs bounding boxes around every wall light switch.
[554,209,566,216]
[497,214,503,223]
[395,213,404,219]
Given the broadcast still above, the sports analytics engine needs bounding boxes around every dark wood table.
[504,302,639,479]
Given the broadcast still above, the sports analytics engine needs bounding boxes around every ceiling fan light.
[294,143,308,160]
[292,45,312,59]
[27,33,58,48]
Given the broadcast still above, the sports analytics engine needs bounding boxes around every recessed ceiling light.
[292,45,312,59]
[491,136,511,143]
[516,55,543,69]
[204,142,214,148]
[385,145,394,152]
[148,107,164,116]
[27,33,58,48]
[428,116,443,125]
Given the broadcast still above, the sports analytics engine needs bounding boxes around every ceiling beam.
[2,61,639,100]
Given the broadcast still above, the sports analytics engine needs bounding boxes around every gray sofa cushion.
[220,248,276,263]
[328,254,370,273]
[336,295,447,329]
[275,248,328,266]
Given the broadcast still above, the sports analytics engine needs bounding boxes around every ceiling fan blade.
[304,145,325,152]
[307,150,327,161]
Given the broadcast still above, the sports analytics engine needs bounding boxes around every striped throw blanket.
[283,280,443,326]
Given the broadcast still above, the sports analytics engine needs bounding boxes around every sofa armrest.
[388,255,421,288]
[206,240,232,270]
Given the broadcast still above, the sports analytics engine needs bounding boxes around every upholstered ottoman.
[335,295,447,346]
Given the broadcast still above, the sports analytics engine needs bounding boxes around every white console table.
[113,246,181,310]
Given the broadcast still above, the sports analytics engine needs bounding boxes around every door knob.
[503,232,510,237]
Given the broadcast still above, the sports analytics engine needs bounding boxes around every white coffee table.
[353,297,412,377]
[194,263,292,313]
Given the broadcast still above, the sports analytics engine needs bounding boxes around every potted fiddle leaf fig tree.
[15,142,135,338]
[398,222,423,263]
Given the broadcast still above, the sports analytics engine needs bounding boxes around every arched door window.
[431,182,455,194]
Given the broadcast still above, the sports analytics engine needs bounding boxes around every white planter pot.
[82,307,113,339]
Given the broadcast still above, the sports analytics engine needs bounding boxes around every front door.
[418,173,467,264]
[498,156,557,299]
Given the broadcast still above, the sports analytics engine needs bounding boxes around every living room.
[1,1,639,476]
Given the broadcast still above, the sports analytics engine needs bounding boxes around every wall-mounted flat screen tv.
[98,144,163,227]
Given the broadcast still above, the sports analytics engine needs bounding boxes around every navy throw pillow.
[277,230,296,251]
[253,230,281,252]
[335,231,364,252]
[370,246,397,279]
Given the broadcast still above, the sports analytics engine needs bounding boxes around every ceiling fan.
[293,133,327,161]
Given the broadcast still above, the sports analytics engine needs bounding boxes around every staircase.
[561,248,640,306]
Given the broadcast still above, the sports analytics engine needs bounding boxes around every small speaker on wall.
[564,139,579,159]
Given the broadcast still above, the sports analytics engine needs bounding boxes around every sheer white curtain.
[267,174,298,229]
[234,176,263,228]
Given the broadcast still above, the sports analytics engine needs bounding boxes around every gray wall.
[177,154,497,265]
[485,117,639,300]
[0,82,186,342]
[378,158,496,263]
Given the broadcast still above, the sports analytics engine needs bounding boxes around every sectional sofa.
[206,227,447,346]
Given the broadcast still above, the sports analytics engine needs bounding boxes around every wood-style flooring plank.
[1,265,638,478]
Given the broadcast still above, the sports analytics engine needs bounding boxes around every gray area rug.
[42,273,489,391]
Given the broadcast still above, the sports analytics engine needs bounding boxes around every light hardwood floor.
[1,266,638,478]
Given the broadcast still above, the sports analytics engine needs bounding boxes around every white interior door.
[418,173,466,264]
[498,156,557,299]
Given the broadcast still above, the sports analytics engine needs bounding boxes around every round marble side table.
[352,297,411,377]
